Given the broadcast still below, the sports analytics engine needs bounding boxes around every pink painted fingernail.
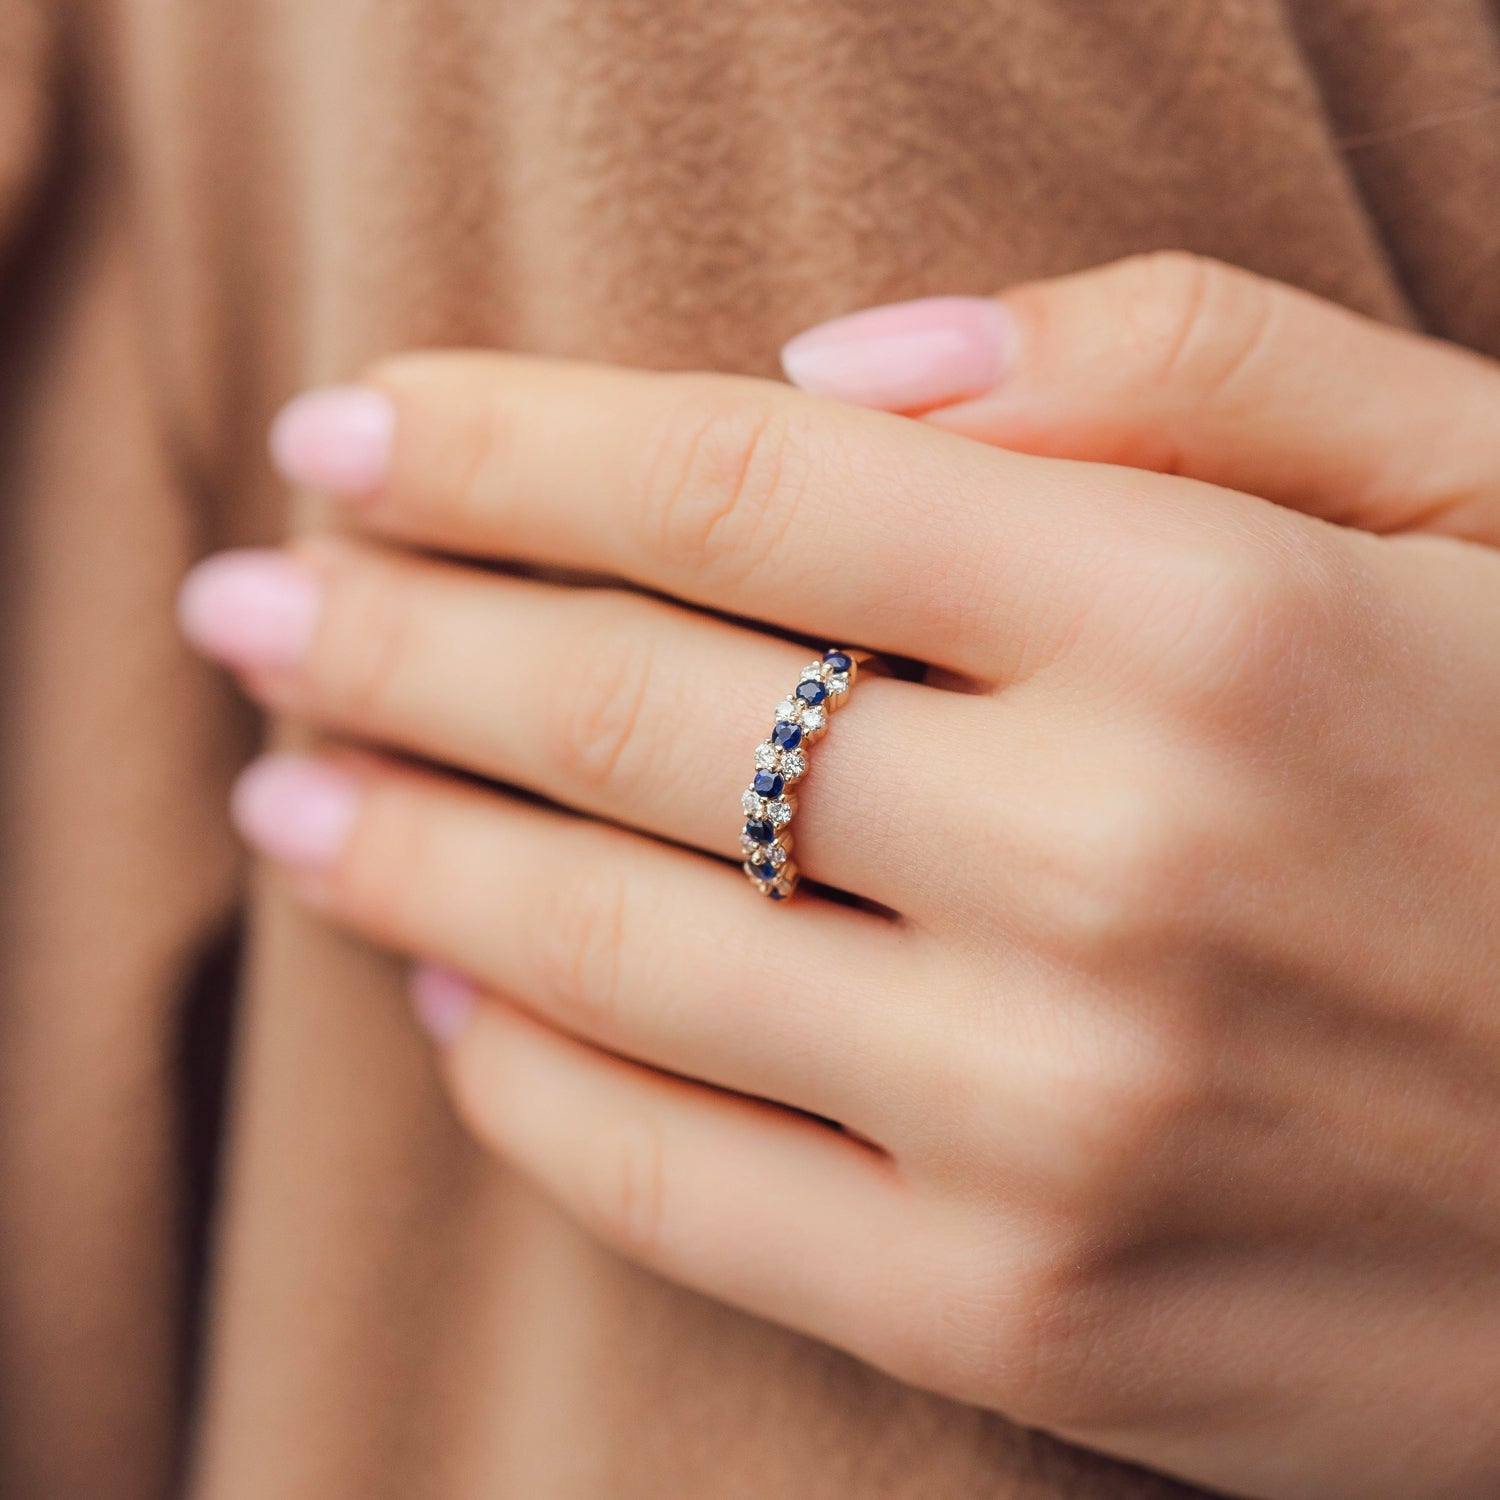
[230,754,360,870]
[269,385,395,495]
[780,296,1014,411]
[411,963,476,1044]
[177,550,321,671]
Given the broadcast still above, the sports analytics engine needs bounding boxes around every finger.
[229,749,928,1131]
[424,989,915,1378]
[270,350,1268,683]
[183,537,953,910]
[781,252,1500,545]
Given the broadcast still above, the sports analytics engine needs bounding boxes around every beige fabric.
[2,2,1499,1495]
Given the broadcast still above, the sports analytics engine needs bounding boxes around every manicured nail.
[269,385,394,495]
[410,963,476,1044]
[780,296,1014,411]
[177,550,320,671]
[230,753,360,870]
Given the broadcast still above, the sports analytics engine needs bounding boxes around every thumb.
[780,253,1500,547]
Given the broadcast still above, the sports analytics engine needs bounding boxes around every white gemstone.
[799,661,826,682]
[742,789,765,816]
[826,673,849,695]
[768,799,792,827]
[775,698,801,722]
[801,706,827,733]
[739,833,761,857]
[768,842,788,867]
[754,742,780,770]
[780,750,807,781]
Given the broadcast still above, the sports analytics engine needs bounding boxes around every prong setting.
[741,648,866,902]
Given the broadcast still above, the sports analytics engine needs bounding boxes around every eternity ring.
[739,648,870,901]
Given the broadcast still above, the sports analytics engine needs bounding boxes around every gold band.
[739,648,872,901]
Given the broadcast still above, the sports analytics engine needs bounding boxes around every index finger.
[297,352,1261,682]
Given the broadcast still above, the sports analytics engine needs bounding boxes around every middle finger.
[299,352,1220,684]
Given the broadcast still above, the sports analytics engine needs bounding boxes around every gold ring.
[740,648,871,901]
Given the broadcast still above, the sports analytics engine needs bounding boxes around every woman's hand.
[181,255,1500,1500]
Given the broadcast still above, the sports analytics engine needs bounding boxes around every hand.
[180,255,1500,1500]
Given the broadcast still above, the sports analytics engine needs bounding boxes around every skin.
[182,254,1500,1500]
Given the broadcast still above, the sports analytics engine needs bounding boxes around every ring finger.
[180,535,958,912]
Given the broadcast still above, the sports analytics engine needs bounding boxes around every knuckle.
[1168,538,1298,679]
[546,608,658,795]
[444,1038,507,1154]
[904,1224,1117,1427]
[918,1263,1031,1406]
[581,1110,668,1261]
[1112,251,1279,405]
[993,1242,1134,1429]
[1138,528,1366,719]
[635,378,804,583]
[368,352,517,525]
[1027,776,1208,964]
[447,387,522,526]
[1058,1014,1212,1197]
[329,778,431,936]
[305,554,420,721]
[867,1277,985,1402]
[531,859,630,1034]
[876,1177,1185,1428]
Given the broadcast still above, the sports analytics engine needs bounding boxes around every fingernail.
[177,550,321,671]
[269,385,395,495]
[411,963,476,1044]
[230,753,360,870]
[780,296,1014,411]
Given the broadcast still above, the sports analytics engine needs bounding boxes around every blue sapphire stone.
[768,886,789,900]
[744,818,775,844]
[823,651,853,673]
[795,679,828,706]
[771,721,802,750]
[752,769,785,798]
[750,858,778,880]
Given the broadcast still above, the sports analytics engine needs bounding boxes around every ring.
[740,648,869,901]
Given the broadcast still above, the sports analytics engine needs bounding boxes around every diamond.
[741,658,856,906]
